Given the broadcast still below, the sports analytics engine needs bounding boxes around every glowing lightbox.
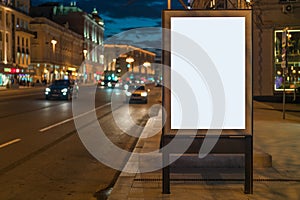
[163,10,252,132]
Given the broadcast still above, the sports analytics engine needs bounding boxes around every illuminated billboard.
[163,10,252,133]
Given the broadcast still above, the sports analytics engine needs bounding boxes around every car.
[45,79,78,100]
[97,80,119,88]
[155,80,162,87]
[125,84,148,104]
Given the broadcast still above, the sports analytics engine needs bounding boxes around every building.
[103,44,156,84]
[191,0,250,9]
[30,2,105,84]
[191,0,300,97]
[0,0,34,88]
[29,17,83,83]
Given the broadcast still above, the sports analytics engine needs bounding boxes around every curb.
[107,110,162,200]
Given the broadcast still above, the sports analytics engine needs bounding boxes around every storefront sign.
[4,68,20,73]
[3,67,34,74]
[67,67,76,71]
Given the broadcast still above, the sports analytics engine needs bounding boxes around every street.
[0,85,162,199]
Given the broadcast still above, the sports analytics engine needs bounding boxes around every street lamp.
[143,61,151,81]
[51,37,57,53]
[83,49,88,83]
[50,37,57,82]
[244,0,253,9]
[126,56,134,72]
[83,49,88,59]
[292,68,297,101]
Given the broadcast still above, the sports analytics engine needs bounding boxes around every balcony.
[16,27,35,36]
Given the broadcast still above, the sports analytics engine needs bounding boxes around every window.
[16,18,19,27]
[274,29,300,91]
[17,52,20,64]
[6,13,9,27]
[0,32,2,61]
[24,21,28,29]
[86,23,89,39]
[279,0,297,3]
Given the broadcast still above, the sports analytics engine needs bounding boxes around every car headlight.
[125,91,132,96]
[45,88,51,92]
[61,88,68,93]
[141,92,148,97]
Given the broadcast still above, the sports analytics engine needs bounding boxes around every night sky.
[31,0,185,39]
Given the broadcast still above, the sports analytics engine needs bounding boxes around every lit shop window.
[274,29,300,92]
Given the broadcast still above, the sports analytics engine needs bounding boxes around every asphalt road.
[0,85,162,199]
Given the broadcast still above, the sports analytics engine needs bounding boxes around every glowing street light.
[143,61,151,81]
[245,0,252,8]
[143,61,151,68]
[51,38,57,52]
[82,49,88,83]
[126,56,134,72]
[126,56,134,63]
[83,49,88,59]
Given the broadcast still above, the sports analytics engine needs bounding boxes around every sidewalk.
[107,101,300,200]
[0,85,46,98]
[0,85,45,91]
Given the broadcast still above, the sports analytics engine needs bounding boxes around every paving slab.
[107,101,300,200]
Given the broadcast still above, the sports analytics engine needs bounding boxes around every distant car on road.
[125,84,148,104]
[45,80,78,100]
[97,80,120,88]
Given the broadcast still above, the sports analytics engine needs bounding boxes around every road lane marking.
[0,138,21,149]
[39,102,111,132]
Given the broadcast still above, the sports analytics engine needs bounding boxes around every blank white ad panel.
[170,17,245,129]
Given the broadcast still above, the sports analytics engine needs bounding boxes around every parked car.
[45,79,78,100]
[125,84,148,104]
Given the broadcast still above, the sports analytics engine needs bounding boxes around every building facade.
[0,0,33,87]
[30,17,83,83]
[103,44,156,83]
[191,0,300,97]
[30,2,105,84]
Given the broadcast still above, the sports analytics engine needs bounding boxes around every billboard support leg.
[162,147,170,194]
[244,135,253,194]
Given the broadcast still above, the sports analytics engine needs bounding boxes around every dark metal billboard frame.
[162,9,253,194]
